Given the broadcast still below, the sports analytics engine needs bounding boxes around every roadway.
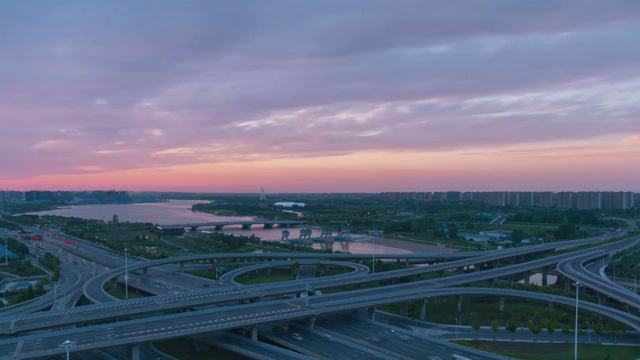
[2,235,637,336]
[4,286,639,359]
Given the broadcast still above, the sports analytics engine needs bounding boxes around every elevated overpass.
[159,220,305,230]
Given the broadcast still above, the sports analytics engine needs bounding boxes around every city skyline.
[2,2,640,192]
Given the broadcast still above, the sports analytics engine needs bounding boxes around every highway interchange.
[0,223,638,359]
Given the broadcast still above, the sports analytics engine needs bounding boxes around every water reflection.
[28,200,416,255]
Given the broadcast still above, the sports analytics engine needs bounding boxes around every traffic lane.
[317,315,501,360]
[316,316,422,359]
[196,333,308,360]
[0,302,313,358]
[261,324,386,360]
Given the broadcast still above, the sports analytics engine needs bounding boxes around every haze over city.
[2,1,640,192]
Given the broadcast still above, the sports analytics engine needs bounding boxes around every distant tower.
[259,187,266,201]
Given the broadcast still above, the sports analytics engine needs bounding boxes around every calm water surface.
[30,200,411,254]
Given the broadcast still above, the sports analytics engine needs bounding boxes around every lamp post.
[124,247,129,300]
[454,317,459,339]
[586,321,591,343]
[58,339,76,360]
[574,282,581,360]
[529,320,533,341]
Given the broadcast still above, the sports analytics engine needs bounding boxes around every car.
[291,332,303,341]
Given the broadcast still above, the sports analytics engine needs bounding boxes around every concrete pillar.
[523,271,530,286]
[487,279,494,287]
[419,299,428,320]
[456,295,462,313]
[250,325,258,341]
[267,268,271,276]
[499,297,505,312]
[368,307,376,320]
[548,302,554,315]
[180,261,184,272]
[126,344,140,360]
[143,268,148,276]
[457,267,464,274]
[307,316,316,328]
[438,270,445,278]
[542,267,548,286]
[475,264,481,272]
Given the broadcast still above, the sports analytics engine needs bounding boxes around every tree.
[490,320,500,339]
[506,320,518,334]
[472,320,480,333]
[545,321,555,335]
[447,224,458,239]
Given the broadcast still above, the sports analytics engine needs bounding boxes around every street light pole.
[455,317,459,339]
[124,247,129,300]
[574,282,581,360]
[58,339,76,360]
[529,320,533,341]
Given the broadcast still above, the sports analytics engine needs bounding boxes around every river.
[27,200,438,254]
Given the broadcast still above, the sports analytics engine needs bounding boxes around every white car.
[291,333,303,341]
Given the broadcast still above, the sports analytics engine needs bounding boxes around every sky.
[1,1,640,193]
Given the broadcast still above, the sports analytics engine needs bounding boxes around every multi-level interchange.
[0,222,638,359]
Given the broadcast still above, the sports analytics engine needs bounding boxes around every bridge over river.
[158,220,305,230]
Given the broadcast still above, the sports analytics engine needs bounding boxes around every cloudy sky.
[2,1,640,192]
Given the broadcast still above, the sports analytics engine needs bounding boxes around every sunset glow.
[2,2,640,192]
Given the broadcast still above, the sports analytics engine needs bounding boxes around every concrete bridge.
[159,220,305,230]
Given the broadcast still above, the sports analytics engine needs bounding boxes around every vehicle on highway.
[291,332,303,341]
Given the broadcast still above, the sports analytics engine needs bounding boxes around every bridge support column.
[474,264,481,272]
[499,297,505,312]
[541,266,548,286]
[456,295,462,313]
[307,316,316,329]
[242,224,251,230]
[368,307,376,320]
[457,267,464,274]
[267,268,271,276]
[523,271,530,286]
[419,299,428,320]
[487,278,494,287]
[126,343,140,360]
[251,325,258,340]
[548,302,554,315]
[438,270,445,278]
[400,302,409,317]
[143,268,147,276]
[180,261,184,272]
